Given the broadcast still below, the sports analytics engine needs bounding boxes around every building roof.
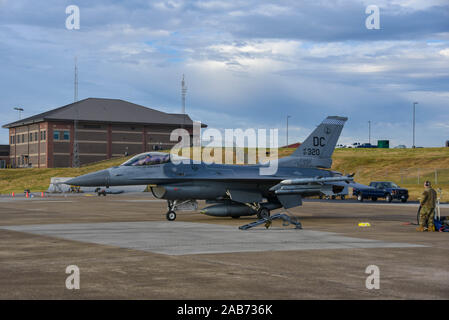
[3,98,206,128]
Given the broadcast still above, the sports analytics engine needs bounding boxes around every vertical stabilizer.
[279,116,347,168]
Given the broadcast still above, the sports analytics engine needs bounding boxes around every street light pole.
[286,115,291,146]
[14,107,24,120]
[413,102,418,148]
[368,120,371,145]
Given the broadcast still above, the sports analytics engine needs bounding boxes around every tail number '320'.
[303,148,320,156]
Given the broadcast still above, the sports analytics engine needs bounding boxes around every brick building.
[3,98,203,168]
[0,145,9,168]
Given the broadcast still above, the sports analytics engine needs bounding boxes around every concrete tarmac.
[0,193,448,299]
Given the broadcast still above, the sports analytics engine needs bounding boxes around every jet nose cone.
[66,169,110,187]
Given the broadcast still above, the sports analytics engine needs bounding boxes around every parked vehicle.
[353,181,409,203]
[346,142,361,148]
[394,145,407,149]
[356,143,377,148]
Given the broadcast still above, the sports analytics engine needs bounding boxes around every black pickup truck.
[353,181,409,203]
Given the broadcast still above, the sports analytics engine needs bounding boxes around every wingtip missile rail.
[279,175,355,186]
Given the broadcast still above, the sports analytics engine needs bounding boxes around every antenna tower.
[72,57,80,168]
[181,74,187,114]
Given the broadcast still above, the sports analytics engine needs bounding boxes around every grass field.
[1,147,448,201]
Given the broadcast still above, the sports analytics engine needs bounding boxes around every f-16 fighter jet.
[67,116,353,221]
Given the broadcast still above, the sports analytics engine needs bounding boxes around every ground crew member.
[417,181,437,232]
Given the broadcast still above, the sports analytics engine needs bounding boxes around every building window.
[40,131,46,141]
[63,131,70,140]
[35,132,38,141]
[43,131,46,140]
[22,134,25,143]
[54,131,60,140]
[10,136,13,144]
[29,133,33,142]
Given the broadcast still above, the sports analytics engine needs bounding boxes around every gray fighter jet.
[67,116,353,221]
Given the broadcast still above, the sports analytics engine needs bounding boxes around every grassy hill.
[331,148,449,201]
[1,147,448,201]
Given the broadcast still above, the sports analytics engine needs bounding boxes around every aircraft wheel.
[257,208,270,220]
[166,211,176,221]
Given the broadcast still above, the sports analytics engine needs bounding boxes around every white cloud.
[360,0,448,11]
[194,1,238,10]
[0,0,448,147]
[439,48,449,57]
[153,0,183,11]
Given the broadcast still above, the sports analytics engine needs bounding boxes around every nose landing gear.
[166,210,176,221]
[164,199,199,221]
[166,200,176,221]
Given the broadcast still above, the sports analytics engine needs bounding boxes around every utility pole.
[368,120,371,145]
[413,102,418,148]
[286,115,291,146]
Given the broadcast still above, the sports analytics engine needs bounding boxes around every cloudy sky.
[1,0,448,147]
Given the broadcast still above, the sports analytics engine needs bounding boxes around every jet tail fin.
[279,116,347,168]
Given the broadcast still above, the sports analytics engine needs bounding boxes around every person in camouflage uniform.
[417,181,437,232]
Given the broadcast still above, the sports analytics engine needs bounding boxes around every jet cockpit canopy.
[121,152,171,166]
